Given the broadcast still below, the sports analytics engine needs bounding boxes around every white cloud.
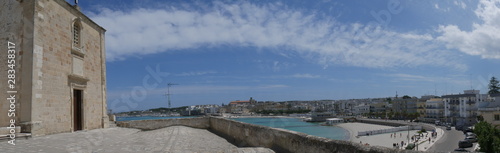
[292,73,321,79]
[454,1,467,9]
[92,1,466,70]
[435,4,440,9]
[176,71,217,76]
[438,0,500,59]
[164,84,288,94]
[383,73,469,87]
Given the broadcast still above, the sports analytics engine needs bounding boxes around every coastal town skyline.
[70,0,500,112]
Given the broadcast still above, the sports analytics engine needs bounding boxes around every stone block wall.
[208,117,411,153]
[117,117,419,153]
[1,0,107,136]
[116,117,210,130]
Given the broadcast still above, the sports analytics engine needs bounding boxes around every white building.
[442,90,488,128]
[353,103,370,115]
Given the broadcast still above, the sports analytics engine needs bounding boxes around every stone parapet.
[116,117,210,130]
[117,117,423,153]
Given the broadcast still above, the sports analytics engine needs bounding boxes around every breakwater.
[117,117,420,153]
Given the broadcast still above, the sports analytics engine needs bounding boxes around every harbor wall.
[117,117,416,153]
[357,119,436,131]
[208,117,410,153]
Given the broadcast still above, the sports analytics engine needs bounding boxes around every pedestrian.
[391,134,392,138]
[429,137,431,143]
[400,133,402,138]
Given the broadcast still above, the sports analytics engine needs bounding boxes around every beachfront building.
[0,0,108,136]
[391,97,418,119]
[442,90,488,128]
[417,99,426,120]
[353,103,370,115]
[478,93,500,129]
[369,101,389,113]
[325,118,344,125]
[424,98,444,123]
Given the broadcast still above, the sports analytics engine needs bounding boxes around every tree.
[402,95,412,99]
[489,77,500,94]
[474,121,500,153]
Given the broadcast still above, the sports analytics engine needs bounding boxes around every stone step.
[109,121,117,128]
[0,133,31,142]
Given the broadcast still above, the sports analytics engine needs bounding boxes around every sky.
[68,0,500,112]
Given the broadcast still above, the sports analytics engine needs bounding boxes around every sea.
[116,116,195,121]
[116,116,349,141]
[232,117,350,141]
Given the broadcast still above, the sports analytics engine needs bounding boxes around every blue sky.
[69,0,500,112]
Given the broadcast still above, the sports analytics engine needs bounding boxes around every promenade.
[337,122,444,151]
[0,126,274,153]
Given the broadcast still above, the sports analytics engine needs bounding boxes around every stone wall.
[357,119,436,132]
[28,0,107,135]
[116,117,210,130]
[117,117,419,153]
[209,117,414,153]
[0,0,107,136]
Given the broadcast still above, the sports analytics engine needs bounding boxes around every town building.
[478,93,500,129]
[442,90,488,128]
[424,98,444,123]
[417,99,427,120]
[391,97,418,119]
[1,0,108,136]
[352,103,370,115]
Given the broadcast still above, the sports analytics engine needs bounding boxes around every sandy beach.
[336,123,434,150]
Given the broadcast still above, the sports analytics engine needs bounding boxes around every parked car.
[463,127,474,134]
[464,136,477,143]
[405,143,415,150]
[459,140,473,148]
[446,125,452,130]
[465,132,476,137]
[454,148,469,152]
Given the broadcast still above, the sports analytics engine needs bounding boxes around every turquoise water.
[116,116,195,121]
[232,118,349,140]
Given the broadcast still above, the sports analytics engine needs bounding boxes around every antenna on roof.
[469,73,474,90]
[434,84,437,96]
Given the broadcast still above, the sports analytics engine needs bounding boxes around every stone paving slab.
[0,126,274,153]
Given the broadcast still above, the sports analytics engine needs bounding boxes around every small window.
[73,23,80,47]
[495,114,500,121]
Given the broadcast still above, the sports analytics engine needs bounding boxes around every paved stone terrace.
[0,126,274,153]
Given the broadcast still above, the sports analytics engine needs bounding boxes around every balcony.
[426,106,444,109]
[466,107,477,111]
[466,101,476,105]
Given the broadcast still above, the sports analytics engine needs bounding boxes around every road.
[427,126,477,152]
